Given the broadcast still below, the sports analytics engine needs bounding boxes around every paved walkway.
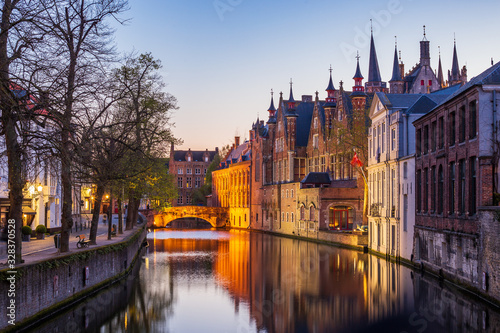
[0,215,143,267]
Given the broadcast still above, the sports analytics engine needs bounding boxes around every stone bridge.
[154,206,229,228]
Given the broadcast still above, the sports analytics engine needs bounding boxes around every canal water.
[31,229,500,333]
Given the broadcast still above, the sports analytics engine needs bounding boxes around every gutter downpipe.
[493,90,497,200]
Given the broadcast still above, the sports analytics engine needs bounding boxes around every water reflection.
[33,229,500,332]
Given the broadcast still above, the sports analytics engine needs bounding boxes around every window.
[423,125,429,154]
[195,177,201,188]
[314,158,319,172]
[403,195,408,231]
[423,168,428,213]
[187,156,191,162]
[438,117,444,149]
[431,121,436,151]
[382,123,385,153]
[428,80,432,87]
[391,128,396,151]
[449,162,455,215]
[178,168,183,174]
[282,212,285,221]
[286,190,289,198]
[469,101,477,139]
[309,206,315,221]
[469,157,476,215]
[321,156,326,172]
[438,166,444,214]
[421,80,424,86]
[291,212,294,222]
[300,206,305,220]
[195,168,201,175]
[186,168,192,174]
[403,162,408,179]
[313,134,319,149]
[186,177,192,188]
[186,195,191,204]
[177,177,183,188]
[416,129,422,155]
[291,189,294,198]
[449,112,456,146]
[459,106,466,143]
[314,117,318,129]
[286,212,289,222]
[204,168,207,175]
[431,166,436,213]
[459,159,466,215]
[205,156,209,162]
[329,206,353,230]
[177,195,183,205]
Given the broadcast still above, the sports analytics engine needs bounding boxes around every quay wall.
[0,226,147,332]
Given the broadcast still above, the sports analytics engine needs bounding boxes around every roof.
[377,93,422,110]
[173,149,217,162]
[438,61,500,105]
[326,73,335,91]
[353,57,364,79]
[301,172,331,184]
[223,141,251,167]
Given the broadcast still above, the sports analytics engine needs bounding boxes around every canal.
[31,229,500,332]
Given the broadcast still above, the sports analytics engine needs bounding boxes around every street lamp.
[37,184,43,192]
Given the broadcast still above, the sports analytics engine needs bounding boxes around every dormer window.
[187,156,191,162]
[205,156,208,162]
[314,117,318,129]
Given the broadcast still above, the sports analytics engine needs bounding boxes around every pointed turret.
[365,23,387,93]
[325,66,337,107]
[437,46,445,88]
[287,79,296,111]
[420,25,430,66]
[389,39,404,94]
[450,39,460,84]
[266,89,277,124]
[350,52,367,109]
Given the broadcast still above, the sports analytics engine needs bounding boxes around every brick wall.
[478,208,500,303]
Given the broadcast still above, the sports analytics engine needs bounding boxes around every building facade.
[212,137,251,228]
[413,61,500,289]
[169,143,218,206]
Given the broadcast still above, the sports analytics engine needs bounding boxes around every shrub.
[21,226,32,235]
[35,225,47,234]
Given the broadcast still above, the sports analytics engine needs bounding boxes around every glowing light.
[105,195,109,199]
[37,184,43,192]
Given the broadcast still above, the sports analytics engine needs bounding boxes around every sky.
[111,0,500,151]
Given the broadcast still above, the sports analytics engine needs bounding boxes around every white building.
[367,91,454,261]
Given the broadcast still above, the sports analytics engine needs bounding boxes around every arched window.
[300,206,305,220]
[309,206,315,221]
[291,212,294,222]
[438,165,444,214]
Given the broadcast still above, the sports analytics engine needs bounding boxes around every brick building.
[413,61,500,288]
[169,143,218,206]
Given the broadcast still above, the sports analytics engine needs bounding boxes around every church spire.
[267,89,276,115]
[367,26,382,83]
[437,46,444,88]
[390,38,401,82]
[451,37,460,83]
[365,20,386,93]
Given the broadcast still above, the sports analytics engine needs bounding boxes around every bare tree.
[0,0,46,264]
[34,0,128,252]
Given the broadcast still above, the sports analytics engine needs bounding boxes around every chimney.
[235,136,240,147]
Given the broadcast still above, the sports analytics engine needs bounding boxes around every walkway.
[0,215,143,267]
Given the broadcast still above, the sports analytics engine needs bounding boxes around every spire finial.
[399,50,402,62]
[454,32,456,45]
[370,19,373,34]
[271,88,273,97]
[290,78,293,88]
[329,64,332,74]
[438,46,441,57]
[395,36,397,47]
[356,50,360,61]
[315,90,319,98]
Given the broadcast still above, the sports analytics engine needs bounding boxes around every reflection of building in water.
[366,255,414,322]
[412,274,500,332]
[213,230,251,300]
[246,233,369,332]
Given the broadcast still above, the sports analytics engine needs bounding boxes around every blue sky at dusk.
[112,0,500,150]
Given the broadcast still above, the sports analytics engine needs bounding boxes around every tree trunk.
[132,197,140,228]
[107,188,112,240]
[0,0,23,264]
[89,183,104,244]
[117,194,123,234]
[125,187,135,230]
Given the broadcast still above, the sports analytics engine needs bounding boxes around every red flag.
[350,152,363,167]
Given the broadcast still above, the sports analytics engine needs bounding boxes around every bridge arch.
[154,206,229,228]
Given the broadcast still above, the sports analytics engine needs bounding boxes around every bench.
[76,234,91,248]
